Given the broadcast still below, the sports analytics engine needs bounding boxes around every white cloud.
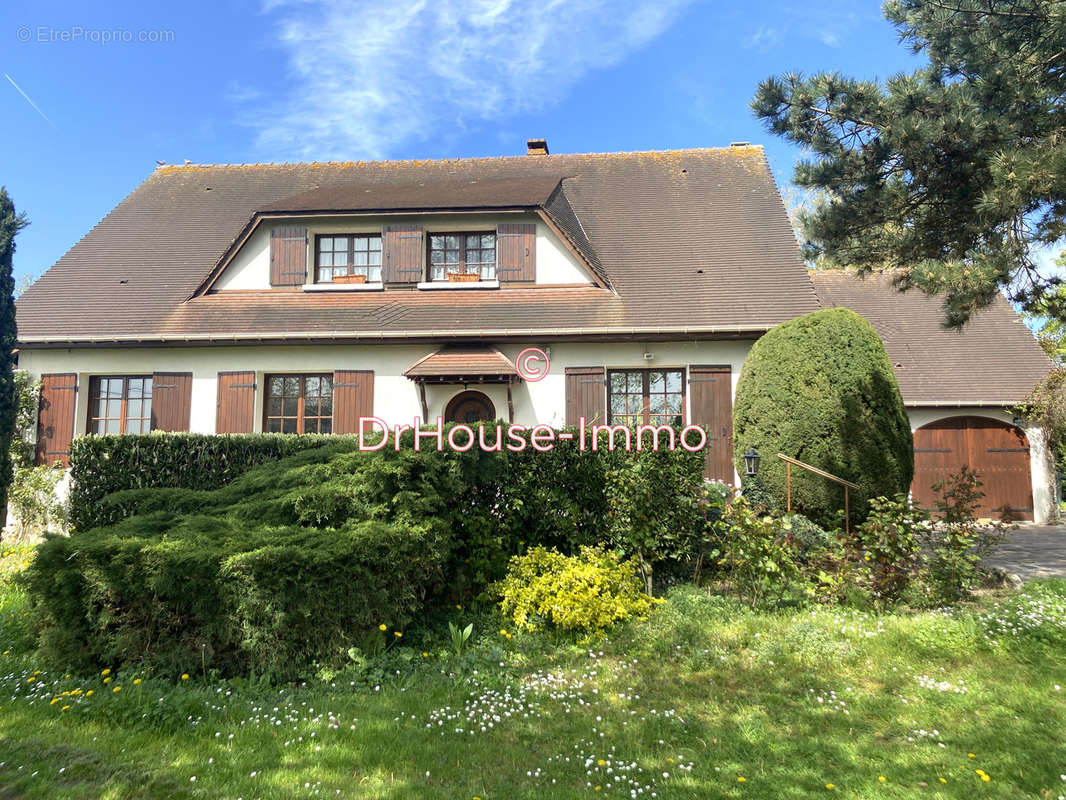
[250,0,694,160]
[744,26,780,52]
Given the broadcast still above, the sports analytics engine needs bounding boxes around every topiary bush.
[495,545,661,633]
[733,307,913,527]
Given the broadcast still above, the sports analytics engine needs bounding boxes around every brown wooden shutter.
[382,224,423,283]
[270,226,307,286]
[496,223,536,282]
[216,371,256,433]
[151,372,193,432]
[36,373,77,467]
[564,366,606,427]
[688,365,733,483]
[332,370,374,434]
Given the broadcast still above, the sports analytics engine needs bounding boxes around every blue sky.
[1,0,923,286]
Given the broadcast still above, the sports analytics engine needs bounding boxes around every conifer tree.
[0,188,27,520]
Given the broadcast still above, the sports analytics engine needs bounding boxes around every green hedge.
[33,426,707,678]
[69,433,335,531]
[733,307,913,526]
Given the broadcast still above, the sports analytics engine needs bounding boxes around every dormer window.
[315,234,382,283]
[428,232,496,281]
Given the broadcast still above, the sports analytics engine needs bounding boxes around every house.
[14,140,1054,521]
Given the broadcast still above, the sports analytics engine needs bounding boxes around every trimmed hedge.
[32,426,707,678]
[69,433,335,531]
[733,307,913,526]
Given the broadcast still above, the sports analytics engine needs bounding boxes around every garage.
[912,416,1033,521]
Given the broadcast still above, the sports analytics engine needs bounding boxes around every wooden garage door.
[912,416,1033,521]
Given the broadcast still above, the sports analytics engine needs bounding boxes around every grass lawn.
[1,544,1065,800]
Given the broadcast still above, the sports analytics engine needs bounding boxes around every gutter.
[17,324,775,348]
[905,401,1022,409]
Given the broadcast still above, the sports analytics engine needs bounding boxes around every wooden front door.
[445,391,495,424]
[912,416,1033,521]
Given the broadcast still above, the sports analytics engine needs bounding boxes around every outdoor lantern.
[743,446,761,477]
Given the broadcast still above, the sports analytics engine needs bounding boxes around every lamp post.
[743,446,761,477]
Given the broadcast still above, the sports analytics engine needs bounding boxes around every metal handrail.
[776,453,860,533]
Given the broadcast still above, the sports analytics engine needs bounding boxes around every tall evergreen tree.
[0,188,27,522]
[752,0,1066,326]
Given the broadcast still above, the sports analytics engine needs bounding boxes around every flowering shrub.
[496,546,660,632]
[853,494,926,607]
[709,497,801,609]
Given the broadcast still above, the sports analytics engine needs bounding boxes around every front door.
[445,391,495,424]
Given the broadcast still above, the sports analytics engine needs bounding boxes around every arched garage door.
[912,416,1033,521]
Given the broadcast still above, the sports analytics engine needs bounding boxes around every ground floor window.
[264,374,333,433]
[607,369,684,426]
[88,376,153,434]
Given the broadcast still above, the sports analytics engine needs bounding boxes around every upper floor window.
[315,234,382,283]
[607,369,684,427]
[428,232,496,281]
[88,376,153,434]
[265,374,333,434]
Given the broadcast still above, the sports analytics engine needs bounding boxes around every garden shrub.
[495,546,661,632]
[739,475,777,512]
[709,496,801,608]
[853,494,926,608]
[921,468,1008,603]
[733,307,913,527]
[68,433,336,531]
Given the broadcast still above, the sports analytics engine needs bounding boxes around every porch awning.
[403,345,519,384]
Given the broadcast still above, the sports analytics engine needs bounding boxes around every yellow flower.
[968,753,976,759]
[667,758,674,764]
[394,631,403,638]
[939,777,947,784]
[86,690,94,697]
[504,633,511,639]
[180,673,189,680]
[61,705,70,711]
[50,697,59,705]
[113,686,121,693]
[2,650,8,655]
[738,777,746,783]
[456,605,462,610]
[103,677,111,684]
[26,677,34,683]
[597,759,606,766]
[878,776,886,783]
[101,668,110,676]
[422,652,429,658]
[378,624,387,631]
[133,678,142,685]
[500,629,508,636]
[595,787,602,792]
[826,784,835,790]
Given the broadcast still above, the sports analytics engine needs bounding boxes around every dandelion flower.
[878,776,886,783]
[181,673,189,681]
[939,778,947,784]
[738,777,746,783]
[378,624,387,632]
[61,705,70,711]
[500,629,508,636]
[968,753,976,759]
[597,760,606,766]
[422,652,429,658]
[103,677,111,684]
[826,784,835,790]
[133,678,142,685]
[394,631,402,638]
[50,697,59,705]
[113,686,121,693]
[101,669,110,676]
[86,690,94,697]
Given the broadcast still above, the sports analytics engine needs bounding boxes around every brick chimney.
[526,138,549,156]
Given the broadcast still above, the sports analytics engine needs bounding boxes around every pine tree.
[752,0,1066,326]
[0,188,28,523]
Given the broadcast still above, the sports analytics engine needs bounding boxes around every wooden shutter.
[688,365,733,483]
[36,373,77,467]
[216,371,256,433]
[270,226,307,286]
[332,370,374,434]
[496,223,536,282]
[382,224,423,283]
[564,366,606,427]
[151,372,193,432]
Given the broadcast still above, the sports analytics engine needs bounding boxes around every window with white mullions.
[428,232,496,280]
[315,235,382,283]
[607,369,684,426]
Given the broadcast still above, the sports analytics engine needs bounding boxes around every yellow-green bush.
[496,546,661,633]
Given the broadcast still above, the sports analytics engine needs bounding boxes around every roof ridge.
[153,145,766,173]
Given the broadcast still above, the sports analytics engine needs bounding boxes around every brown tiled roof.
[16,145,820,344]
[811,270,1051,405]
[257,176,564,213]
[404,345,518,380]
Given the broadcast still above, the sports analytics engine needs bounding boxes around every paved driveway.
[984,524,1066,581]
